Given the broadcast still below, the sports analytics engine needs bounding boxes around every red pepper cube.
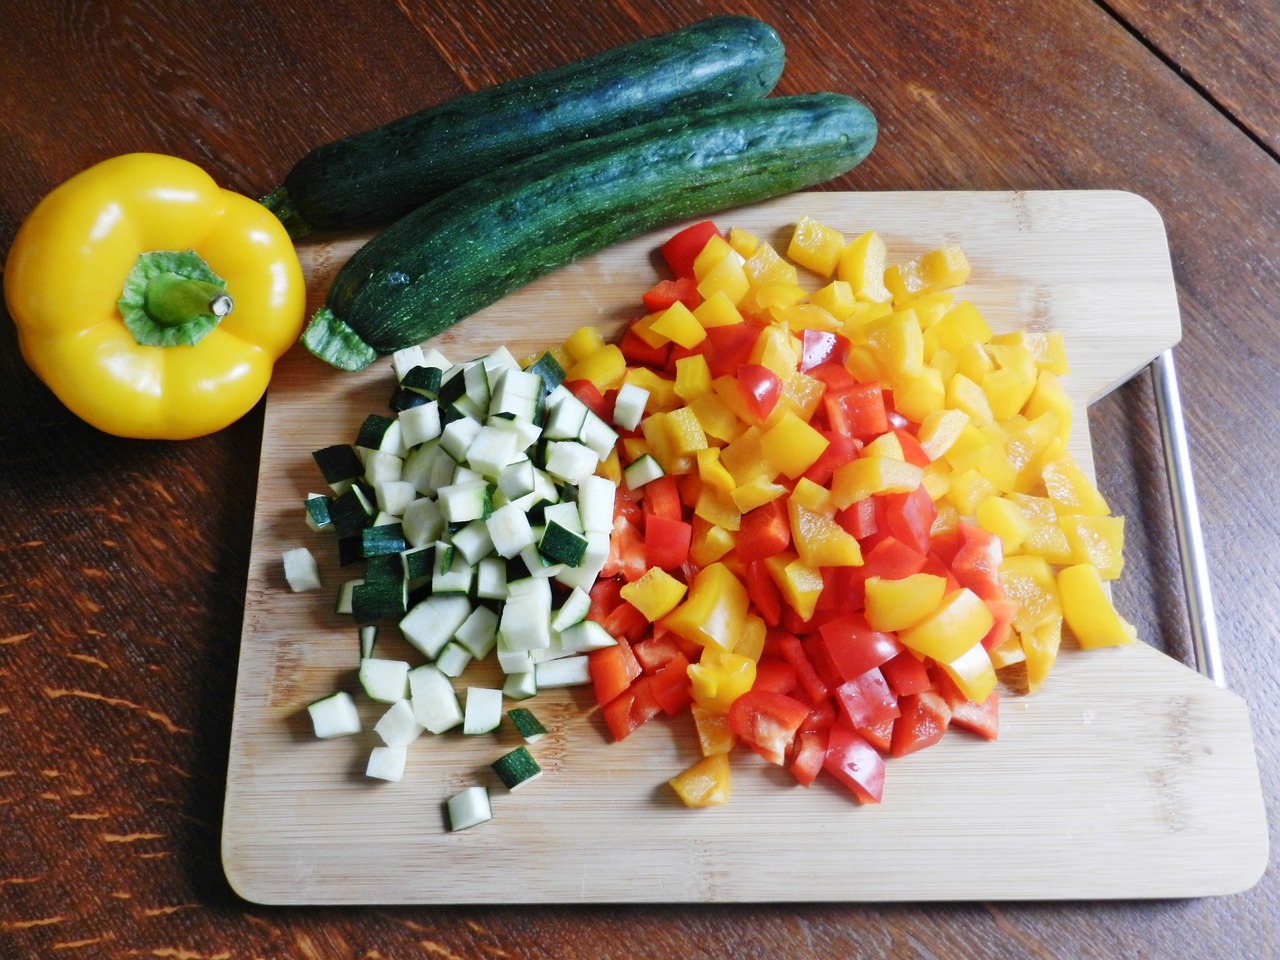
[823,723,886,803]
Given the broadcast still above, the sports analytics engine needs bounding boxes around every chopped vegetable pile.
[292,214,1136,821]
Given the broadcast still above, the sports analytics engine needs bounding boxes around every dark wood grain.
[0,0,1275,957]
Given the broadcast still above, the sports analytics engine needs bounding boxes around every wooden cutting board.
[222,191,1267,905]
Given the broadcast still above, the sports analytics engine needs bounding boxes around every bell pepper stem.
[144,272,234,327]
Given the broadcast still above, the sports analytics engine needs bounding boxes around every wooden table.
[1,1,1274,956]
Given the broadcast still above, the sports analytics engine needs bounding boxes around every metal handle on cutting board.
[1150,348,1224,686]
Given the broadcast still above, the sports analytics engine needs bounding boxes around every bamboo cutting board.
[222,191,1267,905]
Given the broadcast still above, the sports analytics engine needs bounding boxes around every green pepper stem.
[144,272,234,327]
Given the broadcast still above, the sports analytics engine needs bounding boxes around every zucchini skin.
[304,93,878,371]
[266,16,786,237]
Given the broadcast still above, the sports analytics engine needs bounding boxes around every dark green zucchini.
[302,93,877,371]
[263,16,786,238]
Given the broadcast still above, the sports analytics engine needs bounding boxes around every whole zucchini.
[263,16,786,237]
[303,93,878,371]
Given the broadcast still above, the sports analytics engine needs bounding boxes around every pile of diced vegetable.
[289,213,1135,824]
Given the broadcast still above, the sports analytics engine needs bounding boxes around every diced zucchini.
[579,410,619,460]
[400,544,434,591]
[440,414,483,462]
[498,592,552,652]
[400,593,471,659]
[543,391,589,439]
[408,663,463,734]
[550,586,592,631]
[502,670,537,700]
[402,363,444,397]
[391,345,426,381]
[475,556,508,600]
[497,458,537,501]
[373,698,424,747]
[623,453,665,489]
[328,485,375,537]
[283,547,322,592]
[506,707,548,742]
[435,640,474,678]
[307,691,361,739]
[538,520,588,567]
[446,785,492,831]
[454,604,500,659]
[399,400,442,448]
[437,479,492,524]
[466,424,522,478]
[356,414,404,455]
[350,578,408,622]
[544,440,599,484]
[358,657,410,703]
[304,493,333,532]
[365,745,408,782]
[558,619,617,655]
[431,545,474,595]
[362,450,404,486]
[312,444,364,491]
[359,624,378,659]
[401,497,444,548]
[486,501,537,559]
[451,519,495,566]
[335,578,362,615]
[612,382,649,431]
[526,350,565,394]
[534,655,591,688]
[491,745,542,790]
[576,475,617,534]
[362,522,406,558]
[463,687,503,735]
[373,480,416,516]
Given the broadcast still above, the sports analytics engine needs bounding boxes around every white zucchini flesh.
[612,382,649,431]
[374,699,424,747]
[446,785,492,831]
[400,594,472,660]
[358,657,411,703]
[463,687,503,735]
[366,745,408,782]
[408,664,463,734]
[283,547,322,592]
[534,656,592,688]
[307,691,361,739]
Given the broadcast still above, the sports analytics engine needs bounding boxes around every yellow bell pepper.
[1058,564,1138,648]
[898,587,994,663]
[662,562,750,652]
[619,566,687,621]
[4,153,305,439]
[787,214,845,276]
[668,753,731,807]
[688,650,757,713]
[864,572,948,632]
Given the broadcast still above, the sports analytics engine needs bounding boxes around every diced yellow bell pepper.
[993,329,1070,375]
[787,215,845,276]
[693,290,745,329]
[755,283,810,312]
[750,324,801,380]
[620,566,688,621]
[760,411,830,479]
[790,476,835,515]
[668,753,732,807]
[917,408,969,461]
[698,253,751,306]
[690,515,736,567]
[985,341,1039,389]
[864,572,948,632]
[926,346,959,381]
[719,425,774,486]
[938,641,997,704]
[640,411,694,475]
[1023,371,1072,443]
[673,353,713,402]
[692,235,737,280]
[623,365,680,412]
[862,430,905,461]
[688,391,744,443]
[1006,492,1074,564]
[763,552,824,621]
[976,495,1035,553]
[866,309,925,381]
[598,446,623,485]
[730,474,789,513]
[946,371,995,424]
[650,301,707,349]
[1060,513,1125,579]
[885,243,971,303]
[836,230,892,303]
[688,649,757,713]
[956,340,994,385]
[694,482,742,532]
[663,406,708,457]
[891,366,946,423]
[789,501,863,567]
[736,612,767,662]
[844,344,882,382]
[564,325,607,362]
[565,342,627,392]
[983,365,1037,422]
[696,446,736,493]
[628,310,671,349]
[910,291,956,330]
[999,554,1062,637]
[691,703,738,756]
[898,587,994,663]
[1041,452,1110,516]
[662,562,750,652]
[772,302,841,333]
[727,227,759,258]
[944,467,1000,516]
[921,460,951,501]
[810,280,859,321]
[1058,563,1137,648]
[1004,411,1064,492]
[925,300,992,356]
[776,370,826,425]
[987,631,1027,670]
[742,241,799,288]
[830,455,924,509]
[1022,616,1063,693]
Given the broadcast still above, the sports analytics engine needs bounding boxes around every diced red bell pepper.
[790,728,830,787]
[930,665,999,740]
[619,323,672,370]
[806,359,856,394]
[642,275,701,313]
[587,577,625,623]
[752,654,799,696]
[661,220,722,279]
[878,485,937,556]
[601,674,664,741]
[824,381,890,439]
[599,598,650,643]
[632,629,701,673]
[823,723,886,803]
[879,650,934,697]
[736,499,791,563]
[981,595,1018,651]
[589,639,643,707]
[737,363,782,422]
[816,613,903,682]
[799,329,850,372]
[771,631,830,704]
[650,653,694,716]
[644,514,692,571]
[565,378,613,422]
[641,474,683,522]
[743,560,784,628]
[950,522,1006,602]
[697,320,767,379]
[835,497,878,540]
[801,430,861,486]
[834,666,902,729]
[727,689,812,766]
[890,690,952,758]
[893,428,932,468]
[802,697,837,732]
[855,716,896,754]
[602,517,647,582]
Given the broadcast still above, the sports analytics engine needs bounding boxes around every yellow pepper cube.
[620,566,688,621]
[1041,453,1110,516]
[1005,412,1064,492]
[987,631,1027,670]
[1061,513,1125,579]
[728,227,760,258]
[730,475,788,513]
[694,482,742,533]
[986,341,1039,388]
[810,280,859,321]
[956,341,994,384]
[1007,493,1074,564]
[692,235,737,280]
[866,309,925,381]
[629,311,671,349]
[691,703,738,756]
[917,408,970,461]
[1058,563,1137,648]
[789,502,863,567]
[862,430,905,461]
[772,302,841,333]
[944,467,1000,516]
[976,494,1035,553]
[910,291,956,330]
[690,515,736,567]
[764,552,825,621]
[1021,616,1063,693]
[696,446,736,494]
[776,370,826,425]
[750,324,801,380]
[663,405,709,457]
[927,346,959,381]
[787,215,845,277]
[830,455,924,509]
[994,329,1070,375]
[760,411,830,479]
[864,572,949,632]
[754,283,810,312]
[688,391,744,444]
[946,371,995,424]
[735,612,767,662]
[885,243,971,303]
[898,587,994,663]
[844,345,882,383]
[650,301,707,349]
[983,365,1037,422]
[623,365,680,413]
[662,562,750,652]
[563,325,607,362]
[598,446,623,485]
[720,426,775,486]
[836,230,892,303]
[697,253,751,306]
[789,476,835,515]
[926,300,993,355]
[999,554,1063,637]
[565,343,627,392]
[674,353,713,401]
[921,460,951,501]
[1023,371,1073,443]
[892,366,946,424]
[688,650,757,713]
[938,641,998,704]
[693,289,745,329]
[641,412,694,475]
[743,241,799,288]
[668,753,731,807]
